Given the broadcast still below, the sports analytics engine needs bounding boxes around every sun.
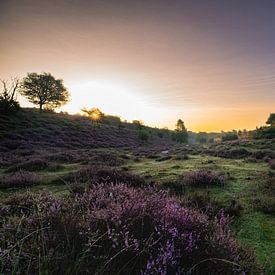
[63,78,179,128]
[91,112,99,120]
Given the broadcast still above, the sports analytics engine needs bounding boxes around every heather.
[0,109,274,272]
[6,158,49,172]
[182,170,225,187]
[54,165,145,193]
[0,171,40,189]
[0,185,259,274]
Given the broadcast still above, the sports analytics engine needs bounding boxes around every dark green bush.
[138,129,150,141]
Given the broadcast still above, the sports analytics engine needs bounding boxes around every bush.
[174,154,189,160]
[87,151,125,166]
[0,171,40,188]
[253,196,275,215]
[138,129,150,141]
[0,185,260,274]
[182,170,225,187]
[156,155,172,162]
[269,159,275,169]
[7,158,49,172]
[55,166,145,192]
[222,132,238,141]
[0,99,20,115]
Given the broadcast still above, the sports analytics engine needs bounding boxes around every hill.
[0,108,274,273]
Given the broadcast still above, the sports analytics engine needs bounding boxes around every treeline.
[1,72,274,141]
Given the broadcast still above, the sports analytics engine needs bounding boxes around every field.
[0,109,274,274]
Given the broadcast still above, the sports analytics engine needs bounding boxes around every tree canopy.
[173,119,188,143]
[175,119,187,132]
[20,73,69,111]
[266,113,275,125]
[81,107,104,120]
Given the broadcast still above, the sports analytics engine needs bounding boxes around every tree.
[266,113,275,126]
[173,119,188,143]
[0,78,20,114]
[132,120,144,129]
[20,73,69,111]
[175,119,187,132]
[81,107,104,120]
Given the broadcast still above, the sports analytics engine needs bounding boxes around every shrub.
[269,159,275,169]
[55,166,145,192]
[6,158,49,172]
[182,170,225,187]
[0,185,260,274]
[88,151,125,166]
[0,99,20,115]
[156,155,172,162]
[46,151,78,163]
[181,191,242,218]
[138,129,150,141]
[222,132,238,141]
[174,154,189,160]
[0,171,40,188]
[0,78,20,115]
[253,196,275,215]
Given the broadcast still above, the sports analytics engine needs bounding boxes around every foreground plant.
[0,185,259,274]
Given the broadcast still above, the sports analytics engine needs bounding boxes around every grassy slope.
[0,109,274,272]
[125,155,275,271]
[1,154,274,271]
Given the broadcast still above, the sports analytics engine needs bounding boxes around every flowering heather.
[7,158,49,172]
[183,170,225,187]
[0,171,40,189]
[0,185,259,274]
[58,165,145,191]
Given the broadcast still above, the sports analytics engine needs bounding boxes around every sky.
[1,0,275,132]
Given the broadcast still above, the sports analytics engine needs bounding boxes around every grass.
[0,150,274,272]
[125,154,274,272]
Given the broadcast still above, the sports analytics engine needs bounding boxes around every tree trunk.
[39,102,43,112]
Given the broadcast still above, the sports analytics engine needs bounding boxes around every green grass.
[125,155,274,271]
[0,153,274,272]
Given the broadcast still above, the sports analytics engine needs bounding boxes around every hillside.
[0,108,175,150]
[0,108,274,274]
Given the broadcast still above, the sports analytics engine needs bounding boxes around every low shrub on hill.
[0,171,40,188]
[86,151,125,166]
[269,159,275,169]
[7,158,49,172]
[0,185,260,274]
[182,170,225,187]
[55,166,145,193]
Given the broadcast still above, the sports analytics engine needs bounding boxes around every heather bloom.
[183,170,225,187]
[0,184,259,274]
[0,171,40,188]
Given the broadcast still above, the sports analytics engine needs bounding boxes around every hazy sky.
[1,0,275,131]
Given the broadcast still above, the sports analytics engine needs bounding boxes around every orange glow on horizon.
[1,1,274,133]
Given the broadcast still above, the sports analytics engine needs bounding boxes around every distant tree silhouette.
[0,78,20,114]
[132,120,144,129]
[266,113,275,126]
[81,107,104,120]
[175,119,186,132]
[20,73,69,111]
[173,119,188,143]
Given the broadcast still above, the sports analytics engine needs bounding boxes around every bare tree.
[0,77,20,114]
[0,77,20,101]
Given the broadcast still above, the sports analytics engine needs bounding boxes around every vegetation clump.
[0,78,20,115]
[0,171,40,188]
[7,158,49,172]
[0,185,260,274]
[55,166,145,192]
[183,170,225,187]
